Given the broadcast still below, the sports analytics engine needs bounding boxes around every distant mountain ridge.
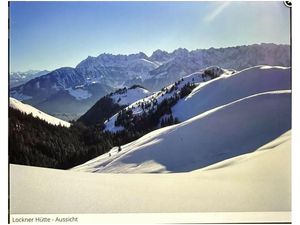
[10,70,50,88]
[10,43,290,120]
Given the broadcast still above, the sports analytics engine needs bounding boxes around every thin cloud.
[204,2,231,23]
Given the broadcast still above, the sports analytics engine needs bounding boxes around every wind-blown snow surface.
[9,97,70,127]
[73,91,291,173]
[10,130,291,214]
[172,65,291,121]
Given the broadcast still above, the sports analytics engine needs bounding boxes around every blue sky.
[10,1,290,72]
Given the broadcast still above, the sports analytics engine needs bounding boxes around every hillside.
[172,65,291,121]
[103,65,290,134]
[78,85,150,126]
[73,91,291,173]
[10,97,70,127]
[10,130,291,214]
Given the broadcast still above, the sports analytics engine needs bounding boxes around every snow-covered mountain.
[109,85,151,106]
[104,66,230,132]
[103,65,290,133]
[78,85,151,126]
[10,70,50,88]
[75,52,159,88]
[172,65,291,121]
[9,97,70,127]
[10,43,290,120]
[144,43,290,90]
[10,67,114,121]
[73,65,291,173]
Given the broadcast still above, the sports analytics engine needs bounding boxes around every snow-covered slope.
[104,65,290,133]
[10,130,291,214]
[172,65,291,121]
[104,66,231,132]
[73,90,291,173]
[78,85,151,126]
[10,97,71,127]
[110,86,151,106]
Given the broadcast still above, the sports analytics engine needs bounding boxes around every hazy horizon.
[9,42,290,73]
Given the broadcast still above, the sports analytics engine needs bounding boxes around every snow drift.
[9,97,71,127]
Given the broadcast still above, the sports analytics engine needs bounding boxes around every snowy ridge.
[104,66,231,132]
[73,65,291,173]
[104,65,290,133]
[73,90,291,173]
[172,65,291,121]
[10,97,71,127]
[110,86,151,106]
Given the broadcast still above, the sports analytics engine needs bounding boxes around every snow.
[110,87,150,106]
[105,65,289,133]
[140,58,161,67]
[67,88,92,100]
[9,130,291,214]
[74,90,291,173]
[104,114,124,133]
[103,87,151,132]
[104,67,231,132]
[172,65,291,121]
[9,97,71,127]
[75,53,159,85]
[9,63,291,216]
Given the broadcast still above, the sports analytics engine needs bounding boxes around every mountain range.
[10,43,290,121]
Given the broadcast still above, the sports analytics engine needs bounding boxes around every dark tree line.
[9,108,115,169]
[115,82,196,130]
[78,85,149,126]
[78,96,125,126]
